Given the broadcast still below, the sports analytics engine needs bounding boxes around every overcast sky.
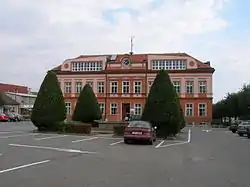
[0,0,249,102]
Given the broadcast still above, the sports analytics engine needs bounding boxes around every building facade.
[53,53,214,125]
[6,92,37,114]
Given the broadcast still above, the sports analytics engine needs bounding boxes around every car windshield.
[128,121,151,128]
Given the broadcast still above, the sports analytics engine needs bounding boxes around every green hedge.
[113,124,127,136]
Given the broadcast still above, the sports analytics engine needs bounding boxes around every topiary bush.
[72,84,102,123]
[31,71,66,131]
[141,69,182,138]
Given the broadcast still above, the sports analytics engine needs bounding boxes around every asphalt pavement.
[0,122,249,187]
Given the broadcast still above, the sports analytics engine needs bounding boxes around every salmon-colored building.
[53,53,214,125]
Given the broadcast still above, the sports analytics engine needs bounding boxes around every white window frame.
[110,103,117,115]
[134,103,142,116]
[97,82,105,93]
[199,81,207,93]
[75,82,82,93]
[186,81,193,94]
[151,60,186,70]
[134,81,142,94]
[110,81,118,94]
[64,82,72,93]
[99,103,104,114]
[198,103,207,116]
[173,81,181,94]
[65,102,71,115]
[185,103,193,116]
[72,62,103,71]
[122,81,130,94]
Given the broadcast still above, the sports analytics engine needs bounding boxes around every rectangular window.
[151,60,187,70]
[75,82,82,93]
[64,82,72,93]
[86,81,93,88]
[134,104,142,116]
[198,104,207,116]
[185,103,193,116]
[186,81,193,94]
[199,81,207,93]
[97,82,105,93]
[110,103,117,115]
[72,62,103,71]
[65,102,71,115]
[122,81,130,94]
[110,82,118,94]
[134,81,142,94]
[99,103,104,114]
[173,81,181,94]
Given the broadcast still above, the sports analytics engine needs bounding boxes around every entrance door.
[122,103,130,120]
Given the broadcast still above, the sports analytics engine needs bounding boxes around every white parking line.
[0,133,38,139]
[34,135,67,140]
[158,141,188,148]
[110,140,124,146]
[0,153,2,156]
[155,140,165,148]
[0,160,50,174]
[157,129,192,148]
[9,144,97,154]
[72,137,99,143]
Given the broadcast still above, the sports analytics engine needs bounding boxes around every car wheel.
[238,133,244,137]
[148,139,153,145]
[247,134,250,139]
[232,130,236,133]
[124,139,129,144]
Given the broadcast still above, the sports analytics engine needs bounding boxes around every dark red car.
[124,121,157,144]
[0,113,9,122]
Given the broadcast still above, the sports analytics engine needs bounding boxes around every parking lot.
[0,122,250,187]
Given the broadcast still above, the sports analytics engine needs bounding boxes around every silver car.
[237,121,250,136]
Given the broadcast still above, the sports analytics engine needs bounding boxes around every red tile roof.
[52,53,212,70]
[0,83,29,94]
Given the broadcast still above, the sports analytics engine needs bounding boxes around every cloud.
[0,0,245,102]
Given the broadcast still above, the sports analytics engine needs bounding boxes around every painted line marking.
[155,140,165,148]
[110,140,124,146]
[72,137,99,143]
[0,153,2,156]
[0,133,38,139]
[9,144,97,154]
[157,129,192,148]
[159,141,189,148]
[202,129,212,132]
[188,129,191,143]
[34,135,67,140]
[0,160,50,174]
[99,137,123,140]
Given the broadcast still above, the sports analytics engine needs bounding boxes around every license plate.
[132,132,142,135]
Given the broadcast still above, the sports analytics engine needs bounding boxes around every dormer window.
[72,62,103,71]
[151,60,186,70]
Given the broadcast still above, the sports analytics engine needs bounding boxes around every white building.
[6,92,37,114]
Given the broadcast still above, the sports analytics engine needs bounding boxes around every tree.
[31,71,66,130]
[72,84,102,123]
[141,70,182,138]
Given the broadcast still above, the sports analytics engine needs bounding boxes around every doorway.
[122,103,130,120]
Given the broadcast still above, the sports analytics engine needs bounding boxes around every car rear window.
[128,121,151,128]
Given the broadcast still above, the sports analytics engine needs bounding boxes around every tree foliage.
[141,70,183,137]
[31,71,66,130]
[72,84,102,123]
[213,83,250,119]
